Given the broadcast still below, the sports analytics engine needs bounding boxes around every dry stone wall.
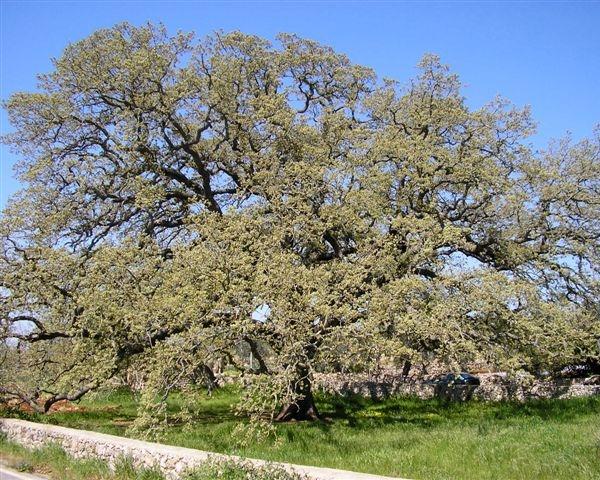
[0,418,403,480]
[314,373,600,401]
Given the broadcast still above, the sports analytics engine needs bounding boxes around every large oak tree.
[1,23,598,422]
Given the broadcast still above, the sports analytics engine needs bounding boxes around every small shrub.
[15,461,34,472]
[114,456,165,480]
[184,458,307,480]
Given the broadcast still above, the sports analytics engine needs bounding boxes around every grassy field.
[3,386,600,480]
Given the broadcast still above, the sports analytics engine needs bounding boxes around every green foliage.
[184,459,306,480]
[0,22,598,424]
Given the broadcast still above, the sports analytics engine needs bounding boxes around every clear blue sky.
[1,1,599,208]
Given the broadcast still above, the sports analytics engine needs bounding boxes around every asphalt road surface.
[0,466,47,480]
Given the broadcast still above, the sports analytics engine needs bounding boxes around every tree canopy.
[1,23,599,424]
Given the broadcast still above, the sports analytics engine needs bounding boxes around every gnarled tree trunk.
[275,368,320,421]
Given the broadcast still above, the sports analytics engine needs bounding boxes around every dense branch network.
[1,23,598,421]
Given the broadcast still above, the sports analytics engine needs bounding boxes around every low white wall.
[315,372,600,401]
[0,418,404,480]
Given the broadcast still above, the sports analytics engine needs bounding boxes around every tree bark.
[402,360,412,378]
[274,370,320,422]
[201,364,218,395]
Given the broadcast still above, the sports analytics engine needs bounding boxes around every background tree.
[1,23,598,423]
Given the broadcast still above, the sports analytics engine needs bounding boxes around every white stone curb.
[0,418,408,480]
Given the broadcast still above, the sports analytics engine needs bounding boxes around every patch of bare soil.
[47,400,86,413]
[0,398,86,414]
[111,418,133,427]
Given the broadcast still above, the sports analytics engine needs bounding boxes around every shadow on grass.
[314,391,600,429]
[3,386,600,438]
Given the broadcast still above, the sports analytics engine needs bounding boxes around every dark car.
[427,372,481,386]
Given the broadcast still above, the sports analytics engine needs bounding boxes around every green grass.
[0,436,303,480]
[0,437,164,479]
[3,386,600,480]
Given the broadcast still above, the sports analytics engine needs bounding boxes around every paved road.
[0,466,47,480]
